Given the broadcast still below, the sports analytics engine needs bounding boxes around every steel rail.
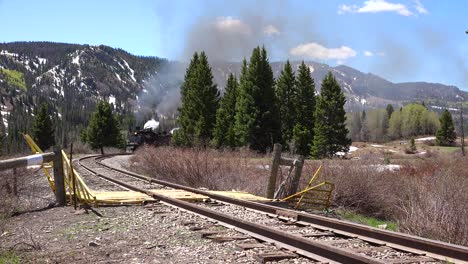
[80,154,468,263]
[78,155,386,264]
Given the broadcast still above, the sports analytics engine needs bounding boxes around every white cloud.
[215,16,251,35]
[263,25,280,36]
[364,51,374,56]
[290,42,357,61]
[413,0,428,14]
[338,0,413,16]
[338,4,357,14]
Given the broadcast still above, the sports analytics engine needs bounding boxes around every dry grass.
[306,154,468,246]
[130,146,468,246]
[0,167,28,233]
[129,146,270,196]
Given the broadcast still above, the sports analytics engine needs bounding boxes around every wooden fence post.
[288,155,304,197]
[53,146,66,206]
[266,143,282,199]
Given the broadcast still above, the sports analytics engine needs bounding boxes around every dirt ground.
[0,158,307,264]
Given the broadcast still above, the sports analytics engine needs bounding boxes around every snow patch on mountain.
[108,95,116,105]
[121,58,136,82]
[72,55,80,66]
[0,50,18,57]
[430,105,459,111]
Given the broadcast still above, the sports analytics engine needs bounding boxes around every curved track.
[76,154,468,264]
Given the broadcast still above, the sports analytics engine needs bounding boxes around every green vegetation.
[348,103,442,143]
[386,104,394,119]
[311,72,351,158]
[173,51,220,146]
[213,73,238,148]
[0,250,21,264]
[435,146,459,153]
[0,68,26,91]
[293,61,316,156]
[83,100,123,154]
[436,109,456,146]
[276,60,297,147]
[234,46,280,152]
[31,103,55,151]
[337,210,398,231]
[389,103,439,139]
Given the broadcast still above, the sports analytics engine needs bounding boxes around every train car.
[126,119,172,153]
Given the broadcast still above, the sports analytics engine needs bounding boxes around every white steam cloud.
[290,42,357,61]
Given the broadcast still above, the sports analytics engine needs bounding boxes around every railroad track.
[76,154,468,264]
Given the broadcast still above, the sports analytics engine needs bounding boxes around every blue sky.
[0,0,467,90]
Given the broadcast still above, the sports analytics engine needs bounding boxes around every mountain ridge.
[1,41,466,134]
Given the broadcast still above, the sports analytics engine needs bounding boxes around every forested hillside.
[1,42,466,153]
[0,42,167,153]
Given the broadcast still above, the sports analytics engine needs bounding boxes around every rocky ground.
[0,156,313,264]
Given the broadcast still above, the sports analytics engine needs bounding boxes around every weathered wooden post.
[266,143,282,199]
[53,146,66,206]
[289,155,304,196]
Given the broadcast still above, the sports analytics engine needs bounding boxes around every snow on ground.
[336,146,358,156]
[121,59,136,82]
[370,164,401,172]
[349,146,358,152]
[69,77,76,86]
[46,65,63,86]
[371,144,384,148]
[0,50,18,57]
[1,110,8,132]
[108,95,116,105]
[416,136,436,141]
[72,55,80,66]
[430,105,459,111]
[38,57,47,64]
[53,87,64,97]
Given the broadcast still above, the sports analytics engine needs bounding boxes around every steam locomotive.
[126,119,173,152]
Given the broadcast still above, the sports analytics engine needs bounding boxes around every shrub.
[129,146,269,196]
[305,156,468,246]
[129,146,468,246]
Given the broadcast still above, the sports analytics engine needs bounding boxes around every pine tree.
[86,100,123,154]
[31,103,55,150]
[234,46,280,152]
[213,73,238,148]
[386,104,394,119]
[276,60,296,147]
[436,109,456,146]
[173,52,199,146]
[292,61,316,156]
[311,72,351,158]
[173,51,220,146]
[234,59,255,147]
